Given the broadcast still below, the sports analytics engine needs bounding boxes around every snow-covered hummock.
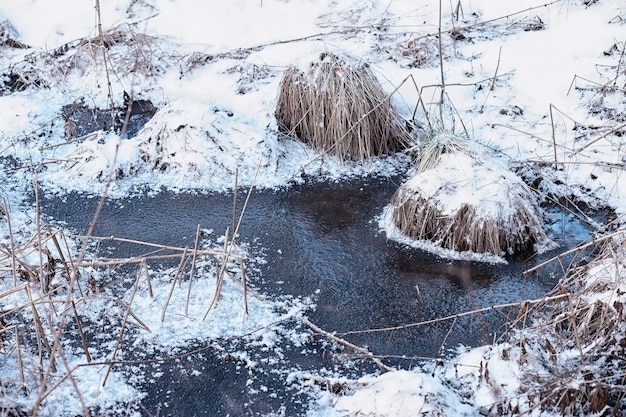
[380,135,555,262]
[405,151,523,216]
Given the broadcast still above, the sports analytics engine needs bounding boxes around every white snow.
[1,0,625,416]
[335,370,475,416]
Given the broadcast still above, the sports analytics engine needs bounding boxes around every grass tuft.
[502,230,626,415]
[389,132,549,256]
[275,52,413,161]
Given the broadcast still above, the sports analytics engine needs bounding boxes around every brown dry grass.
[275,52,413,161]
[389,133,548,256]
[500,229,626,415]
[390,191,546,255]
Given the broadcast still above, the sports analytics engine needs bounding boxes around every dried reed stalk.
[185,225,202,316]
[70,301,92,363]
[142,259,153,298]
[161,247,189,322]
[203,165,259,319]
[104,260,144,386]
[1,196,17,286]
[275,52,412,161]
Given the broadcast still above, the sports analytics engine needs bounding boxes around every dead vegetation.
[275,52,413,161]
[0,203,252,416]
[51,24,166,80]
[388,132,550,256]
[0,23,169,98]
[511,40,626,209]
[491,228,626,415]
[380,6,550,69]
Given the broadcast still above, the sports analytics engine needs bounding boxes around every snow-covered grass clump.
[384,132,553,261]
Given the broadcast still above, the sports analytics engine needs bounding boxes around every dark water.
[41,177,595,416]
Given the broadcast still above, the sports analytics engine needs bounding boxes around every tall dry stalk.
[1,196,17,286]
[203,164,259,319]
[437,0,445,127]
[94,0,116,126]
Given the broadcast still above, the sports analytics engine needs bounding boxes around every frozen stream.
[41,177,595,416]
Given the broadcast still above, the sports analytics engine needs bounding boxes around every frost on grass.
[1,0,626,415]
[383,133,552,260]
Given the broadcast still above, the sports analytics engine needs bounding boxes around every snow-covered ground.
[0,0,625,415]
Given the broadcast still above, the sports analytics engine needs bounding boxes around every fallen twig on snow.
[304,319,395,372]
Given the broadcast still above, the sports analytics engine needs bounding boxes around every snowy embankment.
[0,0,625,416]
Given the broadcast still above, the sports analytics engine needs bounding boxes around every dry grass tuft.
[505,230,626,415]
[0,24,167,97]
[389,132,549,256]
[414,131,471,173]
[65,24,164,78]
[275,52,413,161]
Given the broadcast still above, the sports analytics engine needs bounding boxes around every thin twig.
[103,262,143,386]
[232,168,238,235]
[71,301,92,363]
[437,0,446,127]
[524,230,625,275]
[142,260,153,298]
[549,104,558,170]
[69,234,225,257]
[161,247,188,322]
[2,197,18,286]
[95,0,116,123]
[336,294,570,337]
[479,46,502,113]
[304,319,395,372]
[185,225,201,316]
